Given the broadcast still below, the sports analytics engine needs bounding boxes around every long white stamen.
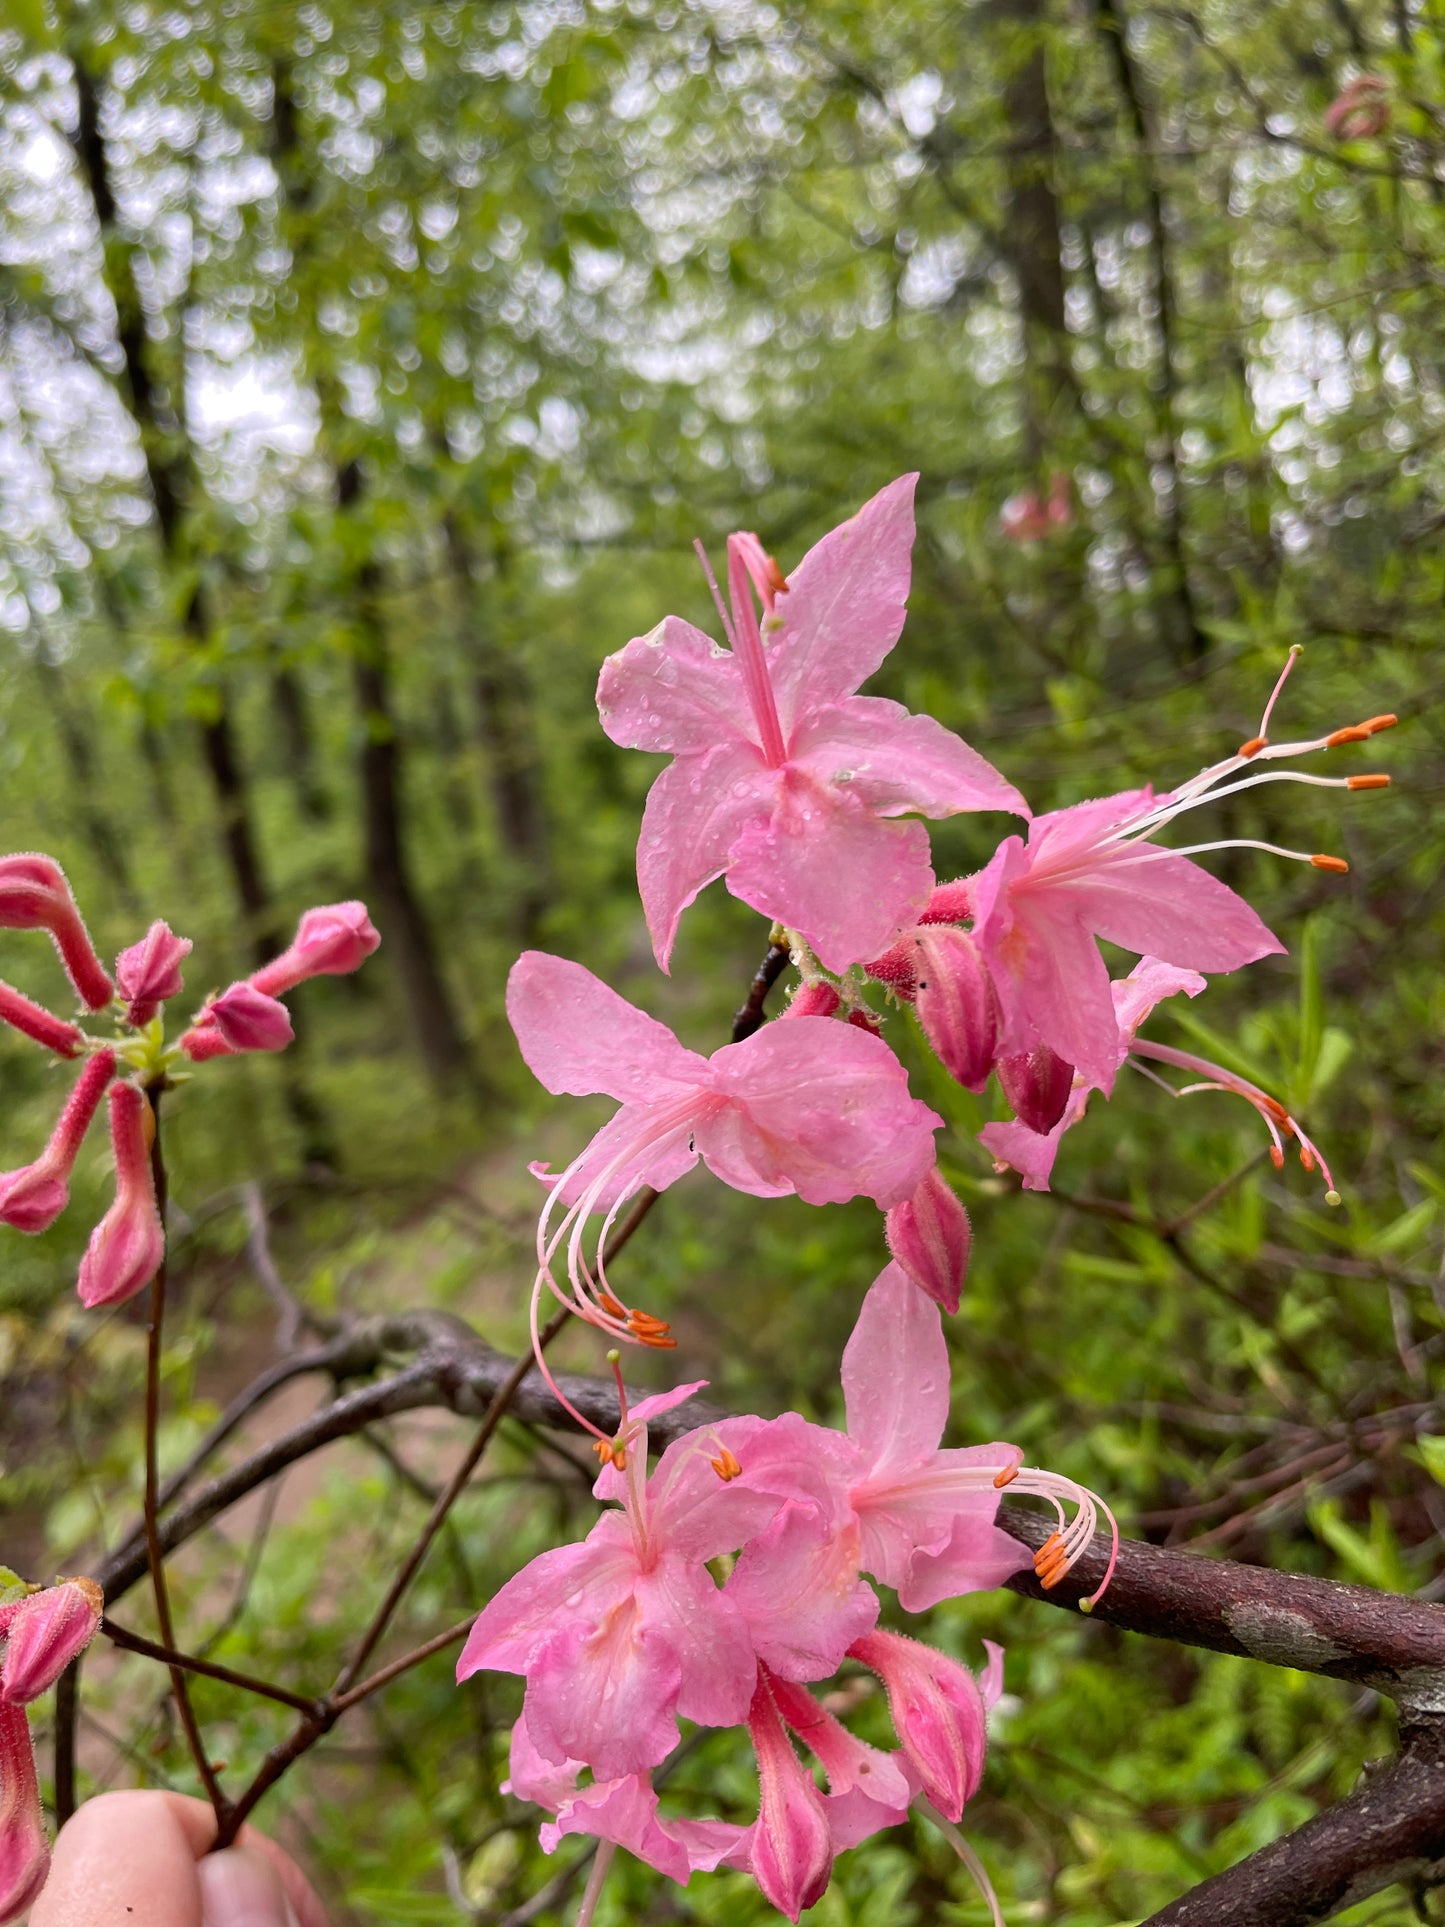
[918,1806,1006,1927]
[693,538,739,650]
[1257,642,1304,739]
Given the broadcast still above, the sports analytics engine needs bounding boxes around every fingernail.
[199,1846,299,1927]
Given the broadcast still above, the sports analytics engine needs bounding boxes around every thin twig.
[330,1617,474,1715]
[101,1618,324,1718]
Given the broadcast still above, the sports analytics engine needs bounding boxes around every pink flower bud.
[848,1629,989,1823]
[0,1051,116,1233]
[197,982,295,1054]
[0,854,113,1011]
[863,938,920,1000]
[0,1703,48,1924]
[913,927,998,1093]
[919,878,974,926]
[0,1578,102,1705]
[76,1083,164,1310]
[847,1006,882,1036]
[997,1042,1075,1134]
[747,1674,833,1922]
[0,983,82,1058]
[782,981,841,1021]
[886,1166,972,1314]
[248,901,380,998]
[115,920,192,1029]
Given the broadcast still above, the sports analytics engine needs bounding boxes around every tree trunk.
[271,660,331,824]
[33,653,136,908]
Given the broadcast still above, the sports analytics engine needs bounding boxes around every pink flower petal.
[726,1503,877,1681]
[766,474,919,735]
[1064,843,1286,972]
[702,1020,942,1208]
[635,741,770,973]
[841,1262,951,1471]
[506,952,706,1101]
[597,614,754,754]
[793,697,1029,821]
[726,767,937,972]
[894,1497,1032,1613]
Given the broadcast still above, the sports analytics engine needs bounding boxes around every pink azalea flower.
[114,920,192,1030]
[981,959,1206,1192]
[456,1384,779,1779]
[76,1083,165,1309]
[0,1050,116,1233]
[596,476,1028,972]
[0,1578,102,1705]
[968,658,1394,1092]
[508,950,942,1355]
[838,1263,1115,1609]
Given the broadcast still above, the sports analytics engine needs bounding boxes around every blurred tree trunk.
[70,52,291,946]
[442,513,551,942]
[270,657,331,824]
[32,652,136,909]
[339,465,474,1087]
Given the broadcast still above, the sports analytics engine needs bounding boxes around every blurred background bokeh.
[0,0,1442,1920]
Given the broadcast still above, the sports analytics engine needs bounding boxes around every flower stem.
[574,1839,616,1927]
[144,1086,233,1827]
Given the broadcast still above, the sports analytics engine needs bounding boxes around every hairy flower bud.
[115,921,192,1029]
[0,1703,47,1924]
[0,1579,102,1705]
[193,982,294,1055]
[782,981,841,1021]
[918,878,974,925]
[996,1042,1075,1135]
[913,927,998,1092]
[249,901,380,998]
[746,1675,833,1922]
[0,1051,116,1234]
[885,1166,972,1314]
[76,1083,164,1310]
[0,854,113,1011]
[0,983,82,1058]
[848,1630,989,1823]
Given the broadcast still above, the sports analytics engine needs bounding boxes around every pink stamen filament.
[918,1806,1005,1927]
[726,537,789,767]
[860,1463,1119,1610]
[1130,1038,1339,1201]
[1256,643,1303,740]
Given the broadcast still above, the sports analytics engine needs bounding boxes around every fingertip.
[197,1845,298,1927]
[30,1790,204,1927]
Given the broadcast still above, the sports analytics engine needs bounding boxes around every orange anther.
[1269,1145,1285,1170]
[1347,773,1390,790]
[1311,854,1350,873]
[1033,1531,1067,1586]
[993,1463,1020,1488]
[1259,1094,1290,1125]
[1363,713,1398,734]
[598,1291,625,1319]
[1238,735,1268,757]
[1325,725,1371,747]
[710,1447,743,1482]
[1299,1146,1316,1172]
[638,1331,678,1350]
[612,1446,628,1470]
[593,1440,614,1465]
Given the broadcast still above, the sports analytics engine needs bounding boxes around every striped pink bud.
[0,1578,102,1705]
[997,1042,1074,1134]
[115,920,192,1029]
[885,1166,972,1314]
[0,854,113,1011]
[76,1083,164,1309]
[0,1703,48,1923]
[913,927,998,1092]
[249,901,380,997]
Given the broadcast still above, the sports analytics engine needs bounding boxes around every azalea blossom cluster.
[0,1576,103,1917]
[461,474,1390,1917]
[0,861,378,1307]
[461,1268,1098,1920]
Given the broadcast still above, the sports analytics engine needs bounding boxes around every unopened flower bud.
[0,1703,48,1923]
[847,1629,989,1823]
[76,1083,164,1310]
[747,1674,833,1922]
[997,1042,1075,1134]
[196,982,295,1054]
[1325,74,1389,140]
[0,1051,116,1234]
[248,901,380,998]
[0,854,113,1011]
[863,938,920,1000]
[886,1166,972,1314]
[115,920,192,1029]
[913,927,998,1092]
[0,983,82,1058]
[0,1578,102,1705]
[783,981,841,1021]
